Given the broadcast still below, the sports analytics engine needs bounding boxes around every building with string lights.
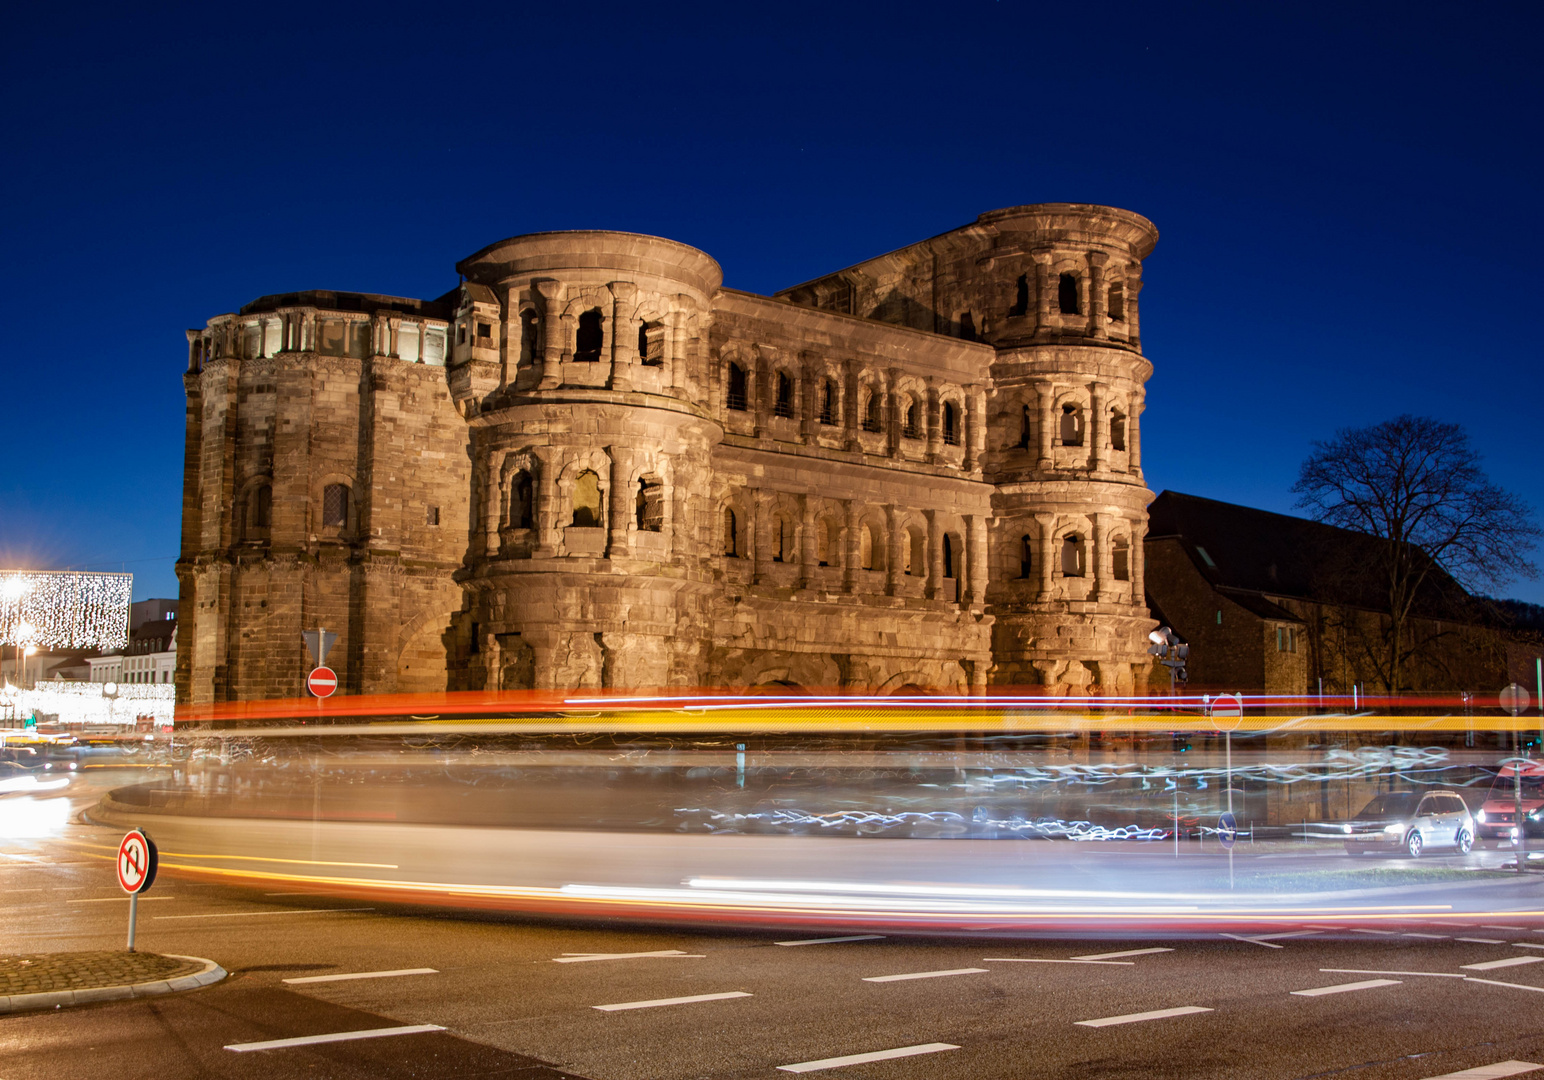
[178,204,1160,701]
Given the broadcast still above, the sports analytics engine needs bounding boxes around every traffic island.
[0,951,225,1014]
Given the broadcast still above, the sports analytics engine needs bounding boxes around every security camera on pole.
[303,628,338,699]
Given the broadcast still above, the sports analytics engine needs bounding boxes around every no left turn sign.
[117,828,158,895]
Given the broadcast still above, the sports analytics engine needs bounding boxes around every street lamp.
[1148,626,1190,694]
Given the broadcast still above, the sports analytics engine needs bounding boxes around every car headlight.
[1384,823,1403,835]
[1342,824,1353,834]
[1530,810,1542,822]
[1477,809,1487,823]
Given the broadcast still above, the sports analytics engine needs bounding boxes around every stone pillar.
[485,452,503,556]
[535,281,564,389]
[752,491,774,585]
[925,379,942,463]
[843,499,860,593]
[1035,380,1056,467]
[1033,254,1052,334]
[1129,395,1144,477]
[964,388,985,472]
[484,632,502,692]
[1035,512,1057,601]
[926,510,942,599]
[798,495,817,589]
[1127,269,1143,347]
[886,367,903,459]
[1087,252,1109,339]
[609,281,637,392]
[754,354,774,439]
[1131,517,1147,607]
[885,504,902,595]
[534,452,558,557]
[966,513,988,608]
[388,317,401,359]
[843,358,861,451]
[667,311,688,396]
[1093,511,1110,602]
[608,448,631,558]
[1090,381,1108,473]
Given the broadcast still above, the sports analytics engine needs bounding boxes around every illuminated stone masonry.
[177,204,1158,701]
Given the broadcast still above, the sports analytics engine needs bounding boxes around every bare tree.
[1293,415,1540,692]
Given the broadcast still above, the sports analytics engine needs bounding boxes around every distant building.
[130,598,178,632]
[1143,491,1509,694]
[87,610,177,686]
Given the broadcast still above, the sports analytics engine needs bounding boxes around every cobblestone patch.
[0,952,203,996]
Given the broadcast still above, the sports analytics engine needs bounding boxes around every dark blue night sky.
[2,2,1540,602]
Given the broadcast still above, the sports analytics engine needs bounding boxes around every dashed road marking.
[1462,957,1544,972]
[777,1043,959,1073]
[775,935,885,947]
[1458,938,1507,945]
[593,991,751,1012]
[1418,1061,1544,1078]
[985,958,1134,966]
[66,895,174,903]
[283,968,438,985]
[226,1024,445,1052]
[552,950,703,963]
[1511,943,1544,950]
[1405,933,1450,939]
[1321,968,1465,979]
[157,908,373,920]
[1292,979,1403,997]
[863,968,988,983]
[1351,928,1398,936]
[1076,1006,1212,1027]
[1464,978,1544,994]
[1071,948,1174,960]
[1482,926,1529,932]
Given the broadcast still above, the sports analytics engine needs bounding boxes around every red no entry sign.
[308,665,338,697]
[117,828,157,894]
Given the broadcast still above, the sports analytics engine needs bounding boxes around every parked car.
[1342,789,1475,858]
[1474,761,1544,847]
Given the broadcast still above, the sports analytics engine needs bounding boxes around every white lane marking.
[551,950,703,963]
[66,896,175,903]
[225,1024,444,1052]
[984,958,1133,966]
[1482,926,1529,931]
[1464,977,1544,994]
[1458,938,1507,945]
[1221,934,1283,949]
[1419,1061,1544,1078]
[1292,979,1403,997]
[1511,943,1544,950]
[157,908,373,920]
[1071,948,1174,961]
[1462,956,1544,972]
[1321,968,1466,979]
[593,991,751,1012]
[777,1043,960,1073]
[1404,933,1450,939]
[1076,1005,1212,1027]
[1351,928,1399,936]
[775,935,885,947]
[283,968,438,985]
[1304,925,1346,930]
[863,968,988,983]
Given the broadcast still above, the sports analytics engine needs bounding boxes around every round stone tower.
[452,231,723,690]
[974,204,1159,694]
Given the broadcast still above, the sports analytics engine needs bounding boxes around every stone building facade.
[176,204,1159,702]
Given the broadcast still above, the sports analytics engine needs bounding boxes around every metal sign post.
[116,828,158,951]
[1502,684,1532,872]
[1212,694,1244,889]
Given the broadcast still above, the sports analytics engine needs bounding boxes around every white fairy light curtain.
[0,572,132,649]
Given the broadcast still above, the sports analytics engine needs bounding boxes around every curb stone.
[0,956,225,1015]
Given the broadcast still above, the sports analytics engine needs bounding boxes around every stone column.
[752,491,772,585]
[964,388,985,472]
[1090,381,1108,473]
[966,513,988,608]
[388,317,401,358]
[1033,254,1052,334]
[1131,517,1147,607]
[534,451,558,557]
[1087,252,1109,339]
[483,632,502,692]
[1035,512,1057,601]
[886,367,904,459]
[925,379,942,463]
[1127,269,1144,347]
[1035,380,1056,467]
[609,281,637,392]
[885,504,902,595]
[843,358,861,451]
[843,499,860,593]
[926,510,942,598]
[1092,511,1110,602]
[798,495,817,589]
[535,281,564,389]
[485,452,503,556]
[608,448,631,558]
[754,354,774,439]
[667,311,688,396]
[1129,395,1144,477]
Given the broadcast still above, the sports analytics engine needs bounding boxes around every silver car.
[1342,789,1475,858]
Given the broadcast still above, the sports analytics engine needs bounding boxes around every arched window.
[249,483,272,532]
[574,309,603,362]
[520,310,540,366]
[1061,534,1086,577]
[1008,274,1029,318]
[571,470,602,527]
[905,527,925,576]
[774,372,795,418]
[862,389,883,432]
[1058,273,1080,315]
[903,398,920,439]
[638,321,664,366]
[510,471,534,529]
[817,519,835,566]
[820,379,838,425]
[1110,410,1127,452]
[861,523,883,571]
[1060,404,1084,447]
[942,533,955,579]
[1108,281,1125,322]
[322,483,349,528]
[723,507,738,556]
[942,401,960,446]
[1113,536,1131,581]
[636,478,663,532]
[958,312,977,341]
[1020,535,1033,579]
[727,363,748,411]
[1018,404,1032,449]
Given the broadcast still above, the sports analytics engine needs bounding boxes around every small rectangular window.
[477,322,492,340]
[426,506,440,526]
[1196,546,1217,568]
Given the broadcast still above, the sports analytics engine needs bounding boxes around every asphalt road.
[6,769,1544,1079]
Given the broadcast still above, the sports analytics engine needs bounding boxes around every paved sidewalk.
[0,952,203,997]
